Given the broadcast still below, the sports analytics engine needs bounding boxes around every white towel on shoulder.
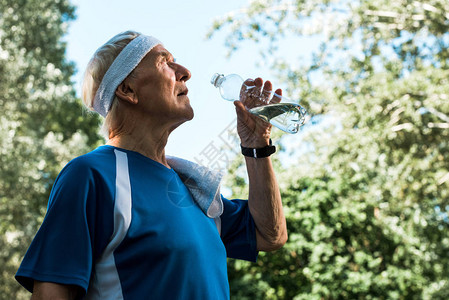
[167,156,224,218]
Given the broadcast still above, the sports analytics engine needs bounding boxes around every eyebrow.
[157,51,175,62]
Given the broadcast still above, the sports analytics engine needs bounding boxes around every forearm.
[245,156,287,251]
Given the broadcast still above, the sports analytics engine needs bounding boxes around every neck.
[107,134,169,167]
[107,112,173,168]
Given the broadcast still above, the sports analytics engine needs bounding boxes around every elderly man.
[15,31,287,300]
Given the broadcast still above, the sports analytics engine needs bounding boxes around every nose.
[175,63,191,82]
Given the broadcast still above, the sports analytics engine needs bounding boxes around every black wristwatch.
[241,139,276,158]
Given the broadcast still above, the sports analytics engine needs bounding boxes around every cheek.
[160,72,177,93]
[137,67,176,98]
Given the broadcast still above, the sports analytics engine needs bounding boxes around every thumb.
[234,100,245,112]
[234,101,247,117]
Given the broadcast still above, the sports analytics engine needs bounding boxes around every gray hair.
[82,30,140,138]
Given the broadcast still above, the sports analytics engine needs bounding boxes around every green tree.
[210,0,449,299]
[0,1,102,298]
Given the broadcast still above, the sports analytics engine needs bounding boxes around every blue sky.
[65,0,315,162]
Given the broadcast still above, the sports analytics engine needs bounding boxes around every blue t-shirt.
[16,145,258,299]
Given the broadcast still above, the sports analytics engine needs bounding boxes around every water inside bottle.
[211,73,308,133]
[249,103,307,134]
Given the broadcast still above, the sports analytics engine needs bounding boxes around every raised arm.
[234,77,288,251]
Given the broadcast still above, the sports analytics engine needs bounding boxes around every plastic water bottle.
[211,73,307,134]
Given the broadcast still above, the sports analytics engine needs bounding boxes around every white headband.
[93,35,162,117]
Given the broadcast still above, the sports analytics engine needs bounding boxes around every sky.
[65,0,316,163]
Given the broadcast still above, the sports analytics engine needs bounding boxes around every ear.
[115,78,138,105]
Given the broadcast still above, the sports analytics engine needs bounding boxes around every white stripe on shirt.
[86,150,132,299]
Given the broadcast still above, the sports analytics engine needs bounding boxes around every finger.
[270,88,282,104]
[240,78,255,106]
[249,78,264,107]
[254,77,263,87]
[253,77,263,97]
[241,78,255,93]
[261,81,273,103]
[240,78,258,108]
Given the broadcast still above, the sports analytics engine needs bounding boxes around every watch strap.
[241,139,276,158]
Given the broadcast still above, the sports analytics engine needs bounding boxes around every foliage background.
[209,0,449,299]
[1,0,448,299]
[0,1,101,298]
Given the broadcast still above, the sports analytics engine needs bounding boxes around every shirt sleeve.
[15,157,114,295]
[219,196,258,262]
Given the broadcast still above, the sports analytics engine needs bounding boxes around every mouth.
[177,88,189,97]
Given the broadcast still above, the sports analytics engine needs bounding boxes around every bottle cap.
[210,73,224,87]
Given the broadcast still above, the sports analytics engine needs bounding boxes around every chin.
[186,105,194,120]
[181,100,194,121]
[169,111,194,133]
[170,105,194,130]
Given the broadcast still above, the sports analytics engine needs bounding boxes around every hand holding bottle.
[234,77,278,148]
[211,73,307,134]
[239,77,282,108]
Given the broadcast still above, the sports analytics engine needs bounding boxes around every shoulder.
[48,146,116,208]
[51,146,117,194]
[221,196,248,212]
[62,146,116,176]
